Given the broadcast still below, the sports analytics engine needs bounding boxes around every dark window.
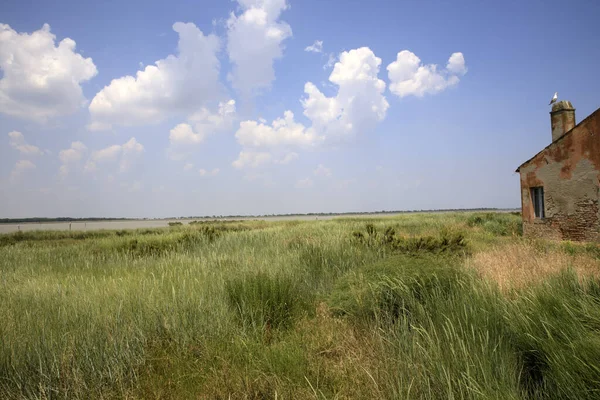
[530,187,545,219]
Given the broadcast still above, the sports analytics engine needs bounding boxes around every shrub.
[351,224,468,255]
[168,221,183,227]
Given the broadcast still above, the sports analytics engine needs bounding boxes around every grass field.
[2,212,600,399]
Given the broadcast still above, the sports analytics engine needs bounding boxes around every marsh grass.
[225,271,311,334]
[2,213,600,399]
[468,240,600,291]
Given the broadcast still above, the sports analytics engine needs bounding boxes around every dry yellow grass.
[467,240,600,291]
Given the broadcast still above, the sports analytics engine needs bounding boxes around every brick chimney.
[550,100,576,142]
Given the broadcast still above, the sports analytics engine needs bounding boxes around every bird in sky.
[549,92,558,105]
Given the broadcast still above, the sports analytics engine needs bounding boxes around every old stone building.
[516,100,600,241]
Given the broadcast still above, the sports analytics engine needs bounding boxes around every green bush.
[352,224,468,255]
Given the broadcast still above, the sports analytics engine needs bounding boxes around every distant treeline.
[0,217,130,224]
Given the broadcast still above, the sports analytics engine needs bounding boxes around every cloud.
[0,23,97,121]
[232,150,273,169]
[168,99,236,160]
[169,124,203,145]
[275,152,298,164]
[305,40,323,53]
[313,164,332,177]
[184,163,194,171]
[387,51,467,97]
[300,47,389,142]
[236,111,321,148]
[227,0,292,98]
[303,47,389,141]
[88,137,144,173]
[58,141,87,176]
[199,168,220,177]
[188,100,236,131]
[295,177,313,188]
[8,131,43,155]
[446,52,467,75]
[238,46,388,145]
[88,22,222,129]
[10,159,36,181]
[232,47,389,170]
[92,145,122,162]
[323,53,336,70]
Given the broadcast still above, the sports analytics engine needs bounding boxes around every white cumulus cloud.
[0,23,97,121]
[58,141,87,177]
[303,47,389,141]
[10,159,36,181]
[234,46,388,157]
[305,40,323,53]
[169,124,203,145]
[8,131,43,155]
[227,0,292,98]
[236,111,321,149]
[92,145,122,162]
[232,150,273,169]
[232,47,389,170]
[387,50,467,97]
[168,99,236,160]
[88,22,222,129]
[87,137,144,173]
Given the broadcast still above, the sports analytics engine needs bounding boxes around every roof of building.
[515,105,600,173]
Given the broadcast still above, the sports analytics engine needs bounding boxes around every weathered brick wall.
[518,108,600,242]
[523,198,600,241]
[523,221,562,240]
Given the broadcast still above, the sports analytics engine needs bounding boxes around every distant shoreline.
[0,208,519,224]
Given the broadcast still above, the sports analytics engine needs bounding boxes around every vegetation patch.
[0,228,166,248]
[351,223,468,254]
[328,255,466,323]
[114,228,220,257]
[3,212,600,398]
[466,212,523,236]
[225,272,310,335]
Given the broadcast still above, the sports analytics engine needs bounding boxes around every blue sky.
[1,0,599,218]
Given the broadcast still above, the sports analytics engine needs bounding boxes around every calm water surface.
[0,214,403,234]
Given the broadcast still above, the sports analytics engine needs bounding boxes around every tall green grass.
[1,212,600,399]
